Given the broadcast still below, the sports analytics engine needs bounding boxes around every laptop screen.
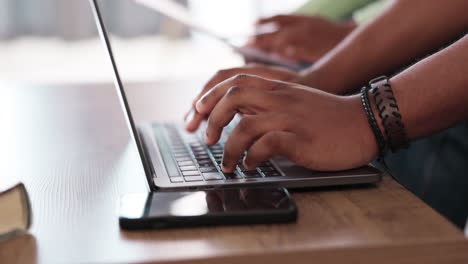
[90,0,154,179]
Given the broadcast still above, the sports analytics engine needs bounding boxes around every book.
[0,183,32,240]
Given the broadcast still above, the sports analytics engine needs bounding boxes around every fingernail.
[221,162,233,173]
[204,130,210,144]
[184,117,194,131]
[195,101,203,113]
[185,123,194,132]
[242,158,251,170]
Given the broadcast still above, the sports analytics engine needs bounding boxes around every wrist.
[347,94,379,161]
[368,76,410,152]
[367,88,386,142]
[298,65,354,95]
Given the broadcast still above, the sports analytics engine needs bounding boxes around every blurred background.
[0,0,307,83]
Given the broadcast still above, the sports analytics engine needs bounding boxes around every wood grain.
[0,81,466,264]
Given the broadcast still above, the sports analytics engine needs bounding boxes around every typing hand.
[247,15,356,63]
[195,74,378,173]
[184,64,301,132]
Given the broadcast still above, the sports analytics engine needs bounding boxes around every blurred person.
[186,0,468,127]
[184,0,468,229]
[247,0,388,63]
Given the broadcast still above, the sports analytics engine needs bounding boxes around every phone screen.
[120,188,293,219]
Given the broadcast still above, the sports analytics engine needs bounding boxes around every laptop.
[89,0,382,191]
[132,0,312,71]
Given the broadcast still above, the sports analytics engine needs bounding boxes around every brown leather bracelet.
[369,76,409,152]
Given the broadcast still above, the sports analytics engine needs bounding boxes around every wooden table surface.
[0,81,467,264]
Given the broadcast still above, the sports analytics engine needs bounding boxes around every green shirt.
[295,0,377,21]
[353,0,389,25]
[295,0,389,25]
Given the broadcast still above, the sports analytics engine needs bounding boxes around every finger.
[184,108,206,132]
[205,86,281,145]
[192,66,288,108]
[256,15,297,26]
[268,30,298,56]
[221,113,292,172]
[192,69,239,108]
[185,68,255,131]
[271,45,301,64]
[247,32,278,51]
[243,131,299,170]
[186,66,295,131]
[196,74,285,115]
[275,44,317,63]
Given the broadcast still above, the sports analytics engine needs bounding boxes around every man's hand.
[247,15,356,63]
[184,64,301,132]
[195,74,378,173]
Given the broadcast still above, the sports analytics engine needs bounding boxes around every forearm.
[380,34,468,141]
[302,0,468,94]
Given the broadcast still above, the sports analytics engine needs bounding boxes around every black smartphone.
[119,187,297,230]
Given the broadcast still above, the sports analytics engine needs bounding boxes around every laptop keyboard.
[160,124,283,183]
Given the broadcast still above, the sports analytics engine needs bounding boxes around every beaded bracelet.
[360,86,387,159]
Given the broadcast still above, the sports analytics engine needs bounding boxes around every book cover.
[0,183,32,240]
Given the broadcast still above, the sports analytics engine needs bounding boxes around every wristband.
[360,86,387,159]
[369,76,409,152]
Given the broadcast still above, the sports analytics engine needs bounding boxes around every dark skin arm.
[185,0,468,132]
[195,34,468,173]
[302,0,468,94]
[246,15,356,63]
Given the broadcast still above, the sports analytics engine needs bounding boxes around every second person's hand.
[247,15,356,63]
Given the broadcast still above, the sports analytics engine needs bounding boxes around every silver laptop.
[90,0,382,191]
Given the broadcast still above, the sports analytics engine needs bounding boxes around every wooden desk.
[0,81,467,264]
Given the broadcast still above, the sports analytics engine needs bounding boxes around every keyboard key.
[172,147,187,152]
[176,156,192,162]
[202,172,224,181]
[243,170,263,178]
[237,163,251,172]
[197,159,213,165]
[174,153,191,158]
[191,148,205,153]
[199,163,216,168]
[170,177,184,183]
[224,172,242,179]
[195,155,210,160]
[209,148,223,152]
[182,171,200,176]
[263,171,282,177]
[259,166,275,172]
[184,176,204,182]
[178,160,194,166]
[179,165,197,171]
[199,167,218,173]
